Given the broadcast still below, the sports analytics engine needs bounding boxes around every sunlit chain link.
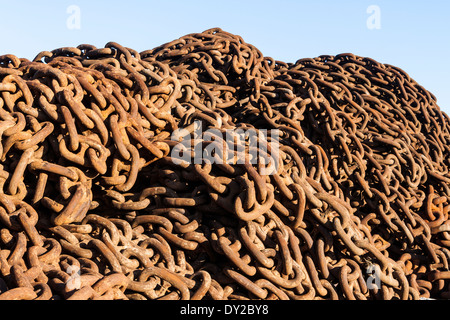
[0,28,449,300]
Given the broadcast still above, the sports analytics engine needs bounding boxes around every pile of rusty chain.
[0,28,449,300]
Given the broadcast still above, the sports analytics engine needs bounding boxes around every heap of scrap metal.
[0,28,449,300]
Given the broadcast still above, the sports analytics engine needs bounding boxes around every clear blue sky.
[1,0,449,114]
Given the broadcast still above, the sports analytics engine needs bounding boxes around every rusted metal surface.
[0,28,449,300]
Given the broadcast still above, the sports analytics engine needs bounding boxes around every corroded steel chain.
[0,28,449,300]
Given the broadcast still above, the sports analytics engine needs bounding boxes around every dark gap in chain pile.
[0,28,449,300]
